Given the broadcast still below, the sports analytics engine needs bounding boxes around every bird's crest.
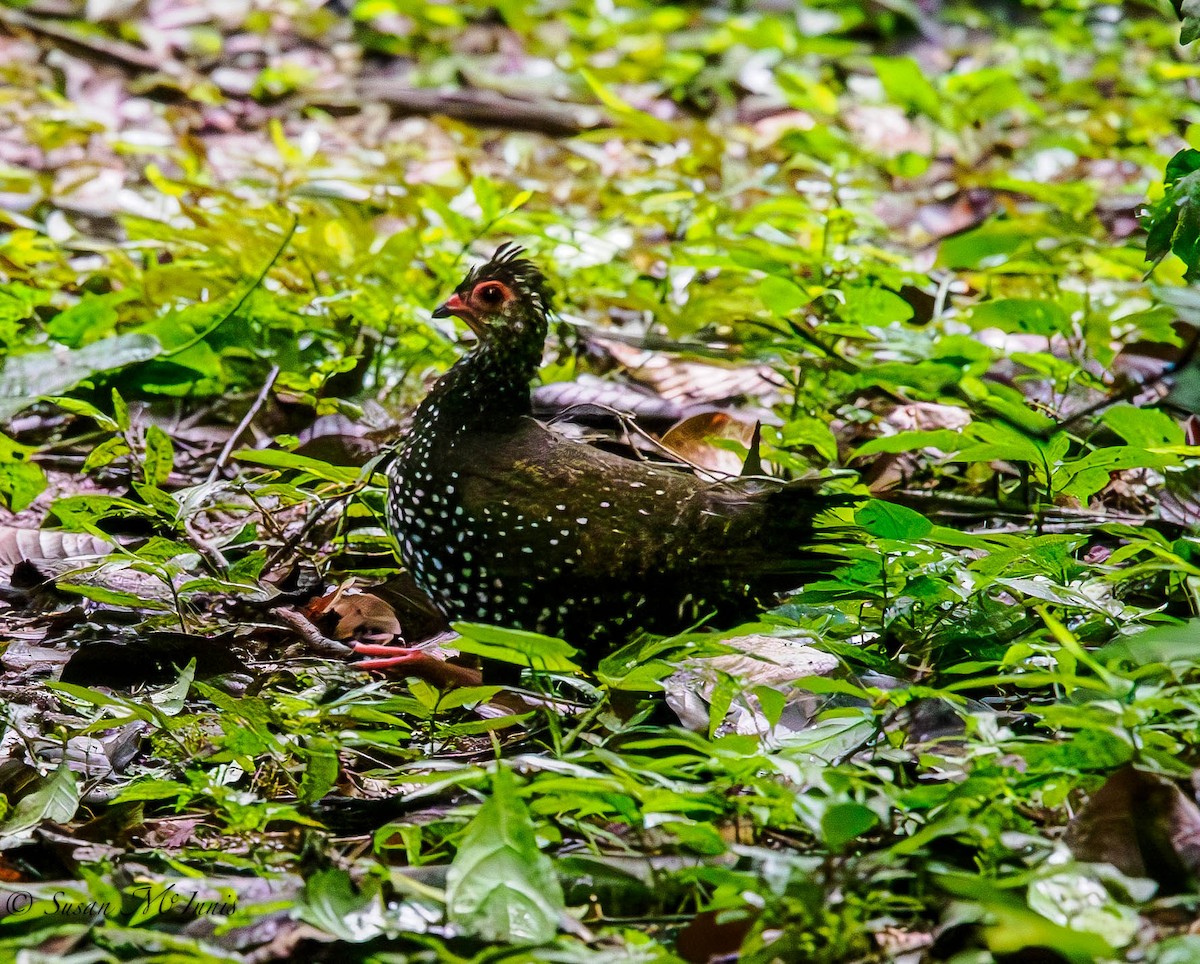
[459,242,553,316]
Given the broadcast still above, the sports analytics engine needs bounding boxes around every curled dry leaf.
[304,586,402,641]
[660,411,760,479]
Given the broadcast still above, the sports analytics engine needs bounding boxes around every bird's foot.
[352,642,483,688]
[352,642,430,671]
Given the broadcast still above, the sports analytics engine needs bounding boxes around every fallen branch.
[305,82,606,136]
[0,6,196,82]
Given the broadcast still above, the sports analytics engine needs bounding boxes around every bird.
[359,244,854,672]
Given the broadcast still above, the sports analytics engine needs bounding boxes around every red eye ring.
[473,282,508,305]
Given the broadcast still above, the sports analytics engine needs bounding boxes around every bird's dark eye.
[475,283,505,305]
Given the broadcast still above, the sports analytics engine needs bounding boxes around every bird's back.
[391,416,846,645]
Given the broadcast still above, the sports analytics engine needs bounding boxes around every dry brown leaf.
[596,338,784,405]
[305,587,402,640]
[0,527,112,567]
[660,411,759,479]
[1065,764,1200,890]
[675,907,758,963]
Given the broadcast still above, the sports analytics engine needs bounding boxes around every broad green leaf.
[1146,149,1200,277]
[856,500,933,540]
[1101,405,1184,447]
[298,868,388,943]
[839,284,913,326]
[452,622,581,673]
[82,436,132,473]
[0,764,80,838]
[938,221,1028,269]
[854,429,966,457]
[821,801,879,849]
[46,292,130,347]
[580,69,675,142]
[970,298,1069,336]
[871,56,941,120]
[152,659,196,715]
[299,737,340,805]
[937,873,1113,964]
[956,420,1046,464]
[0,459,46,511]
[446,766,564,945]
[758,275,808,316]
[57,583,173,610]
[233,448,360,484]
[1027,873,1139,948]
[708,672,736,738]
[47,395,119,431]
[1184,0,1200,44]
[0,333,161,423]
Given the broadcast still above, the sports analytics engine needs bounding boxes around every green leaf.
[112,388,130,431]
[936,873,1113,964]
[0,460,46,512]
[228,549,268,584]
[870,56,941,120]
[856,500,933,540]
[970,298,1070,336]
[46,292,130,347]
[839,284,913,326]
[143,425,175,486]
[0,764,80,838]
[82,436,132,473]
[956,420,1047,464]
[854,429,966,457]
[47,395,119,431]
[580,69,675,143]
[452,622,582,673]
[1100,405,1184,447]
[446,766,564,945]
[754,685,788,729]
[152,659,196,716]
[821,801,879,849]
[0,333,161,424]
[708,672,736,738]
[938,221,1027,269]
[1146,149,1200,277]
[298,868,388,943]
[759,275,808,316]
[233,448,360,484]
[1184,0,1200,45]
[57,583,173,610]
[299,737,340,805]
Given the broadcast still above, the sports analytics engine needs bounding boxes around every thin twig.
[208,365,280,483]
[0,6,192,78]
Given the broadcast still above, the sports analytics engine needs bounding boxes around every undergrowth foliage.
[1,0,1200,961]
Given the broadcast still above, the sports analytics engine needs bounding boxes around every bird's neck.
[408,330,544,441]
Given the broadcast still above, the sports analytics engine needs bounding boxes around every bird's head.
[433,243,552,343]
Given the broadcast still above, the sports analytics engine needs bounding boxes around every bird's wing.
[449,418,797,581]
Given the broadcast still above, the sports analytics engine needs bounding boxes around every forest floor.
[1,1,1200,961]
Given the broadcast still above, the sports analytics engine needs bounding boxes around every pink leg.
[352,642,483,688]
[352,642,427,671]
